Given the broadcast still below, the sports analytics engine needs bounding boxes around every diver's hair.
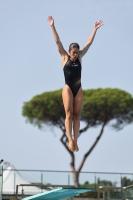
[69,43,80,51]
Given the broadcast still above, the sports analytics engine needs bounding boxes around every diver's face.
[69,48,79,61]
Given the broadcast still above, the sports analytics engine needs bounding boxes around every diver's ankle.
[68,137,73,142]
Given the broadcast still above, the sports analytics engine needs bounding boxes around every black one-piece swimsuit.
[63,58,82,97]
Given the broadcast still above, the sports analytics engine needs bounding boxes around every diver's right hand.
[47,16,54,27]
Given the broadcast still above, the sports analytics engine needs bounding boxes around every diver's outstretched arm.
[80,20,103,57]
[47,16,67,56]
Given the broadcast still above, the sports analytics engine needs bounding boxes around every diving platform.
[22,187,94,200]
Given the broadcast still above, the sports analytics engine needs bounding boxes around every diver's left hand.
[94,20,103,29]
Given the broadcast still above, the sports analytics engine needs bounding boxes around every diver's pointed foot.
[68,139,75,152]
[74,142,79,152]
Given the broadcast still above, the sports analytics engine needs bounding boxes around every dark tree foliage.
[22,88,133,187]
[121,177,133,187]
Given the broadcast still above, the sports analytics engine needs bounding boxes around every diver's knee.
[66,111,73,120]
[73,113,80,121]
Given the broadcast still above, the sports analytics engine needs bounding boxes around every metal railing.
[123,184,133,190]
[3,169,133,185]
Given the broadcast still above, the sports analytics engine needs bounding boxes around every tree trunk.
[71,171,79,188]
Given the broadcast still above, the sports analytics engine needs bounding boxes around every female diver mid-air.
[47,16,103,152]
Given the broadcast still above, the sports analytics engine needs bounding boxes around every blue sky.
[0,0,133,175]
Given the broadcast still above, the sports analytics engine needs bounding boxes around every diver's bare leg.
[73,87,83,152]
[62,85,74,152]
